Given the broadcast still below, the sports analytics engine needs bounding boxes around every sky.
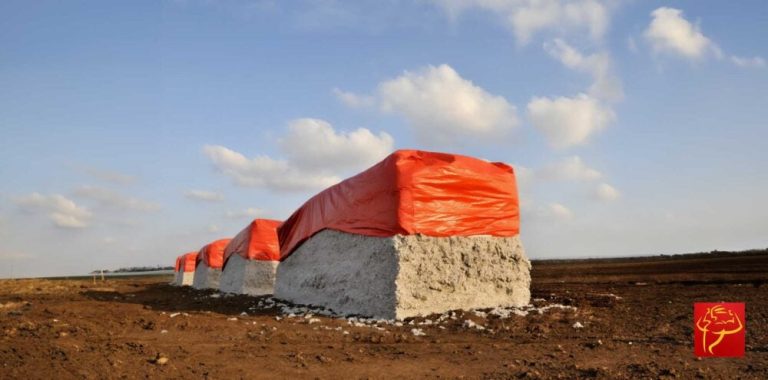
[1,0,766,278]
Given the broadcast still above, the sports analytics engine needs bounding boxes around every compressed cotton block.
[192,262,221,290]
[172,271,194,286]
[274,229,531,320]
[219,255,279,296]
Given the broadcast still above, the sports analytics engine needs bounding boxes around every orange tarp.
[198,239,232,269]
[224,219,282,265]
[277,149,520,260]
[174,255,182,272]
[182,252,198,273]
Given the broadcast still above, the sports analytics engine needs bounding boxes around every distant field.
[24,270,175,282]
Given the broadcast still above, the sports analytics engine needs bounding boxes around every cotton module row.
[171,150,531,320]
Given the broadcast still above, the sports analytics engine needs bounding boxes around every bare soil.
[1,251,766,379]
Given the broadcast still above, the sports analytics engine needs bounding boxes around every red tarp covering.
[223,219,282,265]
[181,252,198,273]
[197,239,232,269]
[174,255,182,272]
[277,149,520,260]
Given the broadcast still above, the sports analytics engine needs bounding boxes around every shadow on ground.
[81,282,281,316]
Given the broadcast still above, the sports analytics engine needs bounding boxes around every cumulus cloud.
[335,65,518,145]
[527,93,614,148]
[15,193,92,228]
[203,145,341,191]
[280,118,394,171]
[377,64,519,145]
[730,55,766,69]
[432,0,611,45]
[643,7,765,69]
[184,190,225,202]
[594,182,620,201]
[543,39,623,102]
[644,7,721,60]
[204,118,392,192]
[73,186,161,212]
[225,208,265,219]
[537,156,601,181]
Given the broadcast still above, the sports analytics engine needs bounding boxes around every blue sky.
[1,0,766,278]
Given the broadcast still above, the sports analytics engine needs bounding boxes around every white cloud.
[527,93,614,148]
[730,55,766,69]
[73,186,160,212]
[432,0,611,45]
[15,193,92,228]
[203,145,341,191]
[594,182,620,201]
[184,190,225,202]
[280,118,394,171]
[644,7,721,60]
[378,64,519,145]
[225,208,265,219]
[537,156,601,181]
[543,39,623,102]
[205,118,393,192]
[332,88,375,108]
[207,224,221,233]
[643,8,764,69]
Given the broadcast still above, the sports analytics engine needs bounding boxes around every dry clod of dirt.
[151,353,169,365]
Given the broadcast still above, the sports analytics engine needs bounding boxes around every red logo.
[694,303,745,357]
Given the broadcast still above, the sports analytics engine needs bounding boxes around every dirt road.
[1,251,766,379]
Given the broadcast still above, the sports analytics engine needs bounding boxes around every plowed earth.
[1,251,766,379]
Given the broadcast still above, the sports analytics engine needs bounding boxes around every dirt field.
[1,251,766,379]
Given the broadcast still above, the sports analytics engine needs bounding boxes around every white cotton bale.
[219,254,279,296]
[192,262,221,290]
[274,229,531,320]
[173,271,194,286]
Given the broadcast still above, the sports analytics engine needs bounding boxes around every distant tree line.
[90,265,173,274]
[533,247,768,264]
